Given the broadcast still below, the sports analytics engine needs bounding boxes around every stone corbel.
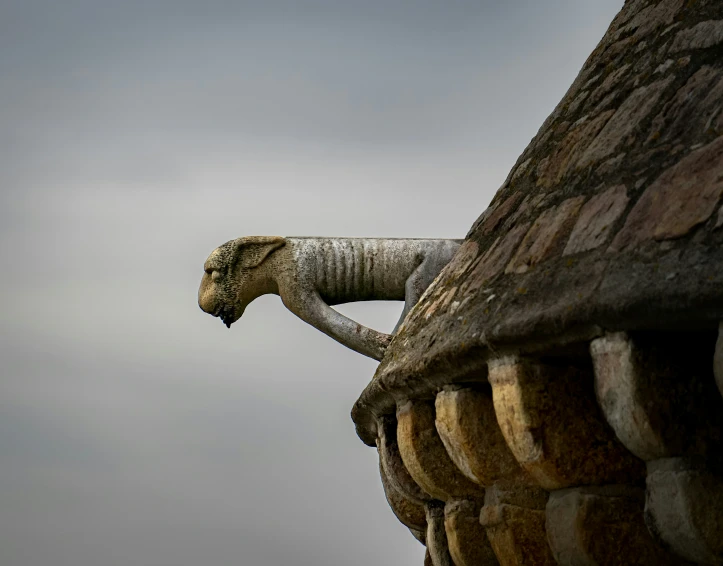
[487,355,644,490]
[435,386,552,565]
[591,331,723,564]
[398,399,501,564]
[397,399,485,502]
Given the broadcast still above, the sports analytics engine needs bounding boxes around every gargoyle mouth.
[218,306,235,328]
[217,305,242,328]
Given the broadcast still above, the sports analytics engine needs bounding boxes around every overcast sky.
[1,1,623,565]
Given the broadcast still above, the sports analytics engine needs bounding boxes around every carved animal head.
[198,236,286,327]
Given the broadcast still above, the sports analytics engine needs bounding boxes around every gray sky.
[1,1,623,564]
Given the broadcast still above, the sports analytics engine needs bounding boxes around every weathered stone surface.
[610,136,723,251]
[506,197,585,274]
[461,223,530,296]
[435,388,530,488]
[618,0,684,40]
[536,111,615,188]
[427,502,455,566]
[546,485,686,566]
[646,458,723,565]
[589,64,631,105]
[379,458,428,532]
[669,20,723,52]
[444,499,499,566]
[590,331,723,461]
[563,185,629,255]
[477,194,523,236]
[647,66,723,145]
[578,77,674,168]
[397,400,485,502]
[487,356,644,490]
[480,485,555,566]
[716,323,723,398]
[377,415,430,504]
[594,152,626,177]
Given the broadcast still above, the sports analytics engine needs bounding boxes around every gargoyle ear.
[234,236,286,269]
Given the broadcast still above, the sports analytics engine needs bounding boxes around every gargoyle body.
[198,236,461,360]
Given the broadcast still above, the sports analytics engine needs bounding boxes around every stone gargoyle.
[198,236,461,360]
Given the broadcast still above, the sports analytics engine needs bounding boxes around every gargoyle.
[198,236,461,360]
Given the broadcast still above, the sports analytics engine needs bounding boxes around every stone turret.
[352,1,723,563]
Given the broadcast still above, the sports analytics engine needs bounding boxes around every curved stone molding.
[444,499,499,566]
[377,415,430,504]
[435,387,531,488]
[646,458,723,565]
[487,356,644,490]
[397,400,485,502]
[426,502,454,566]
[379,459,427,534]
[479,485,555,566]
[590,331,723,461]
[546,485,686,566]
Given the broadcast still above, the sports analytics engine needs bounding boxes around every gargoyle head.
[198,236,286,327]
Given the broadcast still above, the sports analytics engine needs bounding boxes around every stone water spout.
[198,236,461,360]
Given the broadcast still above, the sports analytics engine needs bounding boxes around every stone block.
[378,415,430,504]
[479,485,555,566]
[487,356,643,490]
[435,388,530,488]
[546,485,686,565]
[397,400,485,502]
[609,136,723,252]
[591,331,723,461]
[427,501,455,566]
[563,185,629,256]
[479,194,524,236]
[535,111,615,188]
[379,458,427,532]
[462,223,531,295]
[646,458,723,565]
[506,197,585,274]
[669,20,723,52]
[444,499,499,566]
[578,76,674,168]
[647,66,723,145]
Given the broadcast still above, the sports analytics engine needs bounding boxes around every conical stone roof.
[353,0,723,447]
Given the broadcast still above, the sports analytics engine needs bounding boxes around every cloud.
[0,1,623,564]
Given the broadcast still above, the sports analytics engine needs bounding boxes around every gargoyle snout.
[198,271,218,315]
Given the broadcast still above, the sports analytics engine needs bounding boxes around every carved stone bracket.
[397,400,485,502]
[444,499,499,566]
[479,485,555,566]
[590,331,723,564]
[426,502,454,566]
[378,415,430,505]
[646,458,723,565]
[435,387,531,489]
[435,386,553,565]
[546,485,686,565]
[378,458,427,536]
[487,356,644,490]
